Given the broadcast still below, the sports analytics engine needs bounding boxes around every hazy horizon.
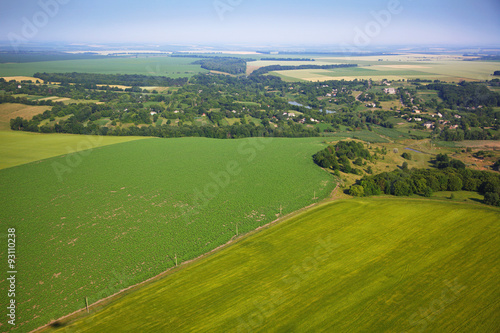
[1,0,500,52]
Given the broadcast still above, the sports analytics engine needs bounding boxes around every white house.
[423,121,433,129]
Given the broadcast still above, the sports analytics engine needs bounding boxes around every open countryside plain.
[49,198,500,333]
[0,137,335,332]
[248,54,500,82]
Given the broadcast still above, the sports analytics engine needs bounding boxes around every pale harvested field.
[38,96,71,102]
[248,60,332,67]
[246,65,261,75]
[2,76,44,83]
[273,58,499,82]
[318,53,469,62]
[96,84,131,89]
[140,86,171,92]
[0,103,51,130]
[377,65,432,69]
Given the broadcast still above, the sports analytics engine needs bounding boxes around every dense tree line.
[424,82,500,108]
[250,64,358,76]
[192,58,247,75]
[11,112,320,139]
[463,55,500,61]
[33,72,188,87]
[438,128,499,141]
[348,155,500,207]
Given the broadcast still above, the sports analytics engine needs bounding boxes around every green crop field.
[48,198,500,333]
[0,137,336,332]
[0,56,209,77]
[0,131,146,169]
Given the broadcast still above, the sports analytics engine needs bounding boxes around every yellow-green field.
[48,198,500,333]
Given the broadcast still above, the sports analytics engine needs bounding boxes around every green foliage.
[350,165,500,206]
[435,153,466,169]
[313,141,372,175]
[349,185,364,197]
[192,57,247,75]
[484,192,500,206]
[402,152,412,160]
[34,72,188,87]
[426,82,500,108]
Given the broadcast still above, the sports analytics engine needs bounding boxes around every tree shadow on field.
[49,321,64,328]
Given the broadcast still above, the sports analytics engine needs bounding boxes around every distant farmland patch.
[0,103,51,130]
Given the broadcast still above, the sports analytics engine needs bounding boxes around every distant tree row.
[192,58,247,75]
[33,72,188,87]
[261,58,315,61]
[438,128,499,141]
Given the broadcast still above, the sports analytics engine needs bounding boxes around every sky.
[0,0,499,49]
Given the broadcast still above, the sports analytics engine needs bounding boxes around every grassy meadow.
[0,137,336,332]
[48,198,500,332]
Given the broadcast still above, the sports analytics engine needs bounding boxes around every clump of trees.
[313,141,371,175]
[402,152,412,160]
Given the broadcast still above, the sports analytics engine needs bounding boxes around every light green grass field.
[0,137,335,332]
[0,131,146,169]
[49,198,500,332]
[0,56,209,77]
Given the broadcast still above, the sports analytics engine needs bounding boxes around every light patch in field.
[0,103,51,130]
[140,86,170,93]
[96,84,131,89]
[376,65,432,69]
[1,76,44,83]
[246,65,261,75]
